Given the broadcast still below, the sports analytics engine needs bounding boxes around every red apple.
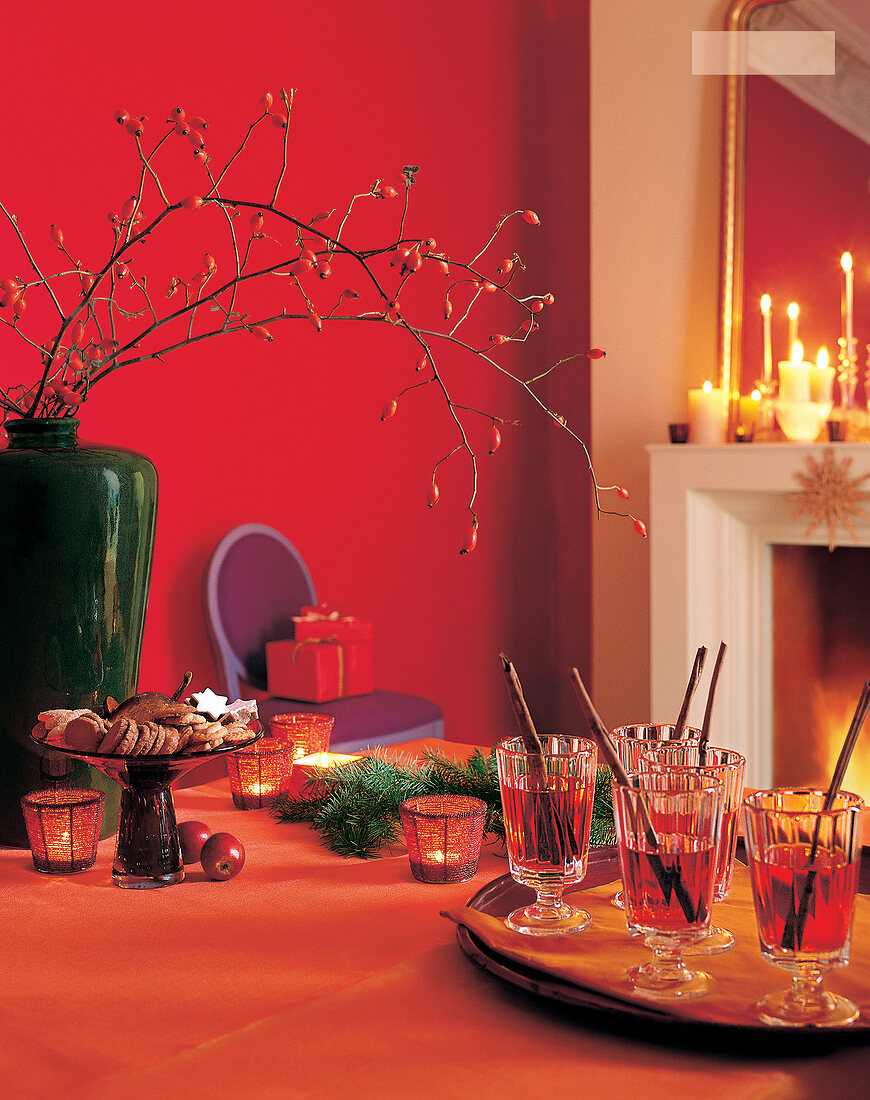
[200,832,246,881]
[177,819,211,865]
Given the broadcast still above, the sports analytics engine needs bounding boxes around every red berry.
[498,258,513,274]
[116,263,129,278]
[585,348,606,359]
[175,119,191,137]
[190,115,208,130]
[377,185,398,199]
[12,298,26,318]
[114,109,130,126]
[200,832,245,881]
[490,334,508,345]
[633,519,648,539]
[308,312,323,333]
[182,195,203,210]
[0,278,21,292]
[203,253,216,273]
[438,260,450,276]
[421,237,437,251]
[381,400,398,421]
[552,412,566,426]
[460,526,478,555]
[68,352,84,374]
[187,128,206,148]
[481,281,496,293]
[521,318,539,334]
[617,486,630,500]
[528,300,544,313]
[252,325,272,341]
[403,251,422,275]
[542,293,555,305]
[50,224,64,247]
[271,112,288,128]
[250,212,264,233]
[260,92,274,110]
[172,106,186,121]
[488,425,502,454]
[1,288,21,307]
[416,355,429,372]
[315,260,332,280]
[70,321,85,345]
[522,209,541,225]
[427,482,440,508]
[443,299,453,320]
[125,118,144,137]
[121,196,137,221]
[386,300,401,322]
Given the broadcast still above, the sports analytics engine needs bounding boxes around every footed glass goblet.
[743,789,863,1027]
[496,735,597,935]
[640,743,745,954]
[613,770,722,1000]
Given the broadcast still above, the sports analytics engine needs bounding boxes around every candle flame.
[791,341,804,365]
[318,752,330,766]
[842,252,853,273]
[760,294,771,314]
[751,388,761,401]
[787,302,799,321]
[702,380,713,394]
[817,347,829,370]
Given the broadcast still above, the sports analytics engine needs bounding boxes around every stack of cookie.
[33,701,255,757]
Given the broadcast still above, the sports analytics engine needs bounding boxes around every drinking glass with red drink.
[612,769,723,999]
[742,788,864,1027]
[496,735,597,935]
[640,743,745,953]
[608,725,702,912]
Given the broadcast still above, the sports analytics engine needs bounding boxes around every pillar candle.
[810,348,835,404]
[778,343,811,403]
[688,381,727,444]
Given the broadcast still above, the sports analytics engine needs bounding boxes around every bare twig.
[674,646,707,739]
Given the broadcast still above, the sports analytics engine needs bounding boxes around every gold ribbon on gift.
[289,635,345,697]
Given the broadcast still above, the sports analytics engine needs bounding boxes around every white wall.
[590,0,731,725]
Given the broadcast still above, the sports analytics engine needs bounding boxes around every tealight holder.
[399,795,487,884]
[269,713,335,760]
[227,741,293,809]
[21,788,106,873]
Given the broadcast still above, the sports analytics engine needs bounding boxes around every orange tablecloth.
[2,739,869,1098]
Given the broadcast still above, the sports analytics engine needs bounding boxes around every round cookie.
[114,718,140,755]
[98,723,126,754]
[64,714,107,752]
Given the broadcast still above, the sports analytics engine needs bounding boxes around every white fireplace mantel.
[648,442,870,787]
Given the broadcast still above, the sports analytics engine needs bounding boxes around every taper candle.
[842,252,854,351]
[761,294,773,386]
[787,302,800,351]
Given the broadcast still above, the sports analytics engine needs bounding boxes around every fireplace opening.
[773,544,870,802]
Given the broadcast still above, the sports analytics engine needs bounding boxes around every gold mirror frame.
[718,0,793,431]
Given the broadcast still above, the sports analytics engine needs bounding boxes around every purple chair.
[203,524,444,752]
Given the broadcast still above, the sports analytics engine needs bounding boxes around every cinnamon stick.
[499,654,578,860]
[782,679,870,950]
[568,667,700,923]
[698,642,727,764]
[674,646,706,739]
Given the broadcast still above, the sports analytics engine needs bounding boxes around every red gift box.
[293,605,373,643]
[266,637,374,702]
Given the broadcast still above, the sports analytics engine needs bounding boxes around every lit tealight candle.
[738,389,761,438]
[787,302,800,350]
[399,795,487,884]
[778,341,811,404]
[227,741,292,810]
[688,380,727,444]
[810,347,835,405]
[20,788,106,873]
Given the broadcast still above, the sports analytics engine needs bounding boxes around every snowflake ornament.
[788,449,870,552]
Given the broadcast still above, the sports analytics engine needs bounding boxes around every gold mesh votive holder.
[399,795,487,884]
[21,788,106,873]
[227,741,293,809]
[269,713,335,760]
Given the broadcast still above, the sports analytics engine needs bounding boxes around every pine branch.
[272,749,616,859]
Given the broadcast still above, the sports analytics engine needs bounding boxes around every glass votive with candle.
[269,713,335,760]
[399,795,487,884]
[226,741,293,809]
[21,788,106,873]
[688,381,727,444]
[810,348,835,405]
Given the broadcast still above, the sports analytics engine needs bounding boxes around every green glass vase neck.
[6,417,80,450]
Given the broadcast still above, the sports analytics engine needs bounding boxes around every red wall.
[743,77,870,398]
[1,0,591,745]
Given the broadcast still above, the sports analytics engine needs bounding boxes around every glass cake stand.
[33,729,261,888]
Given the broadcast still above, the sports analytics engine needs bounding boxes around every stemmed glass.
[496,734,597,935]
[612,769,722,999]
[742,789,864,1027]
[640,743,745,953]
[609,724,702,911]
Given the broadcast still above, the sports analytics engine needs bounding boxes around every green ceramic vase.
[0,418,158,847]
